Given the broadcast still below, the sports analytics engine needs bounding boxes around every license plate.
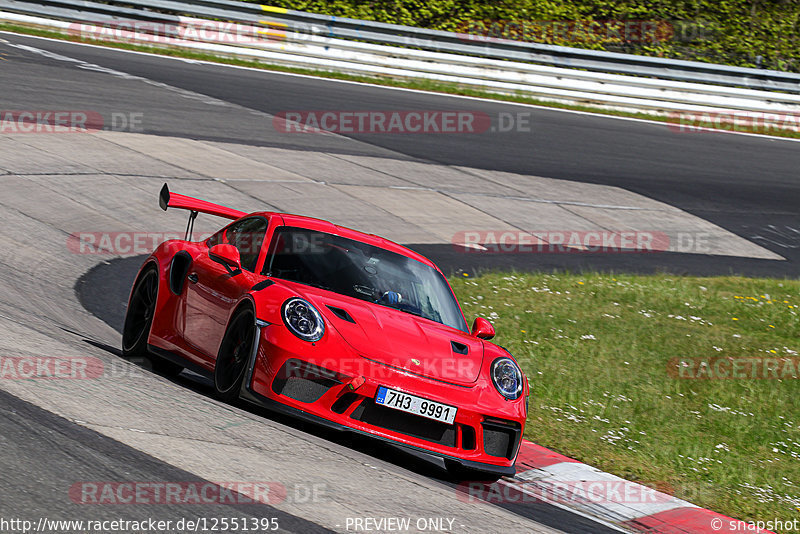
[375,386,457,424]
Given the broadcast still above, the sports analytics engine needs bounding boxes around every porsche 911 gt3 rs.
[123,184,528,477]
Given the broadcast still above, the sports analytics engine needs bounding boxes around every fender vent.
[169,252,192,295]
[451,341,469,355]
[251,280,275,291]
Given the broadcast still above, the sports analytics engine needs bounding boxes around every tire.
[122,266,159,358]
[122,264,183,377]
[214,306,255,402]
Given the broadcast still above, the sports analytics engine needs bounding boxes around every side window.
[207,217,268,272]
[206,229,224,248]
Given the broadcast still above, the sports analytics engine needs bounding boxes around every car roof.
[246,211,439,271]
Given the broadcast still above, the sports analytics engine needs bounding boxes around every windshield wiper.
[381,303,426,320]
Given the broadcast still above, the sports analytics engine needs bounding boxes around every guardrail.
[1,0,800,115]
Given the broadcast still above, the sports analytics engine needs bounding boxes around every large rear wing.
[159,183,246,220]
[159,183,247,240]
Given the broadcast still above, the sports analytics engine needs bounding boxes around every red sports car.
[123,184,528,477]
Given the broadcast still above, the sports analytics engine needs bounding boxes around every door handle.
[188,273,199,284]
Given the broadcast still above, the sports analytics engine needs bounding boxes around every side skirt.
[147,344,212,379]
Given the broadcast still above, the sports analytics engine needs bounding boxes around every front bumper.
[239,322,525,476]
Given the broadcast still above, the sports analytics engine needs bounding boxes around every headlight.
[282,298,325,342]
[491,357,523,400]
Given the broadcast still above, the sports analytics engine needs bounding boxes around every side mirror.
[209,244,241,275]
[471,317,495,340]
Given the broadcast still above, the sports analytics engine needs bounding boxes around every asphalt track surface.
[3,33,800,276]
[0,388,334,533]
[0,31,797,534]
[76,255,623,534]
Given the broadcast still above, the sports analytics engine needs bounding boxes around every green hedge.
[254,0,800,72]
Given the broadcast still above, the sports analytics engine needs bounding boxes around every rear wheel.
[122,265,183,377]
[122,266,158,358]
[214,307,255,402]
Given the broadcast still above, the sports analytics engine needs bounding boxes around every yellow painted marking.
[261,5,288,13]
[259,20,288,28]
[257,30,286,38]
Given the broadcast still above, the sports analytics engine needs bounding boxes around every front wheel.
[214,307,255,402]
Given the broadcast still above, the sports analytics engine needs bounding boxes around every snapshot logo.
[68,20,285,45]
[452,230,682,254]
[668,111,800,135]
[458,480,674,506]
[720,518,798,533]
[274,110,503,134]
[668,357,800,380]
[0,356,104,380]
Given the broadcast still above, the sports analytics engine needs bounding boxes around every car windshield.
[263,227,468,332]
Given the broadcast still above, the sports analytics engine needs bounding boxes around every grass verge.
[1,22,799,140]
[449,271,799,524]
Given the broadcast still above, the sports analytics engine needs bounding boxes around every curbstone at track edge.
[499,439,776,534]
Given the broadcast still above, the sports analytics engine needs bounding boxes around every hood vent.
[327,305,356,324]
